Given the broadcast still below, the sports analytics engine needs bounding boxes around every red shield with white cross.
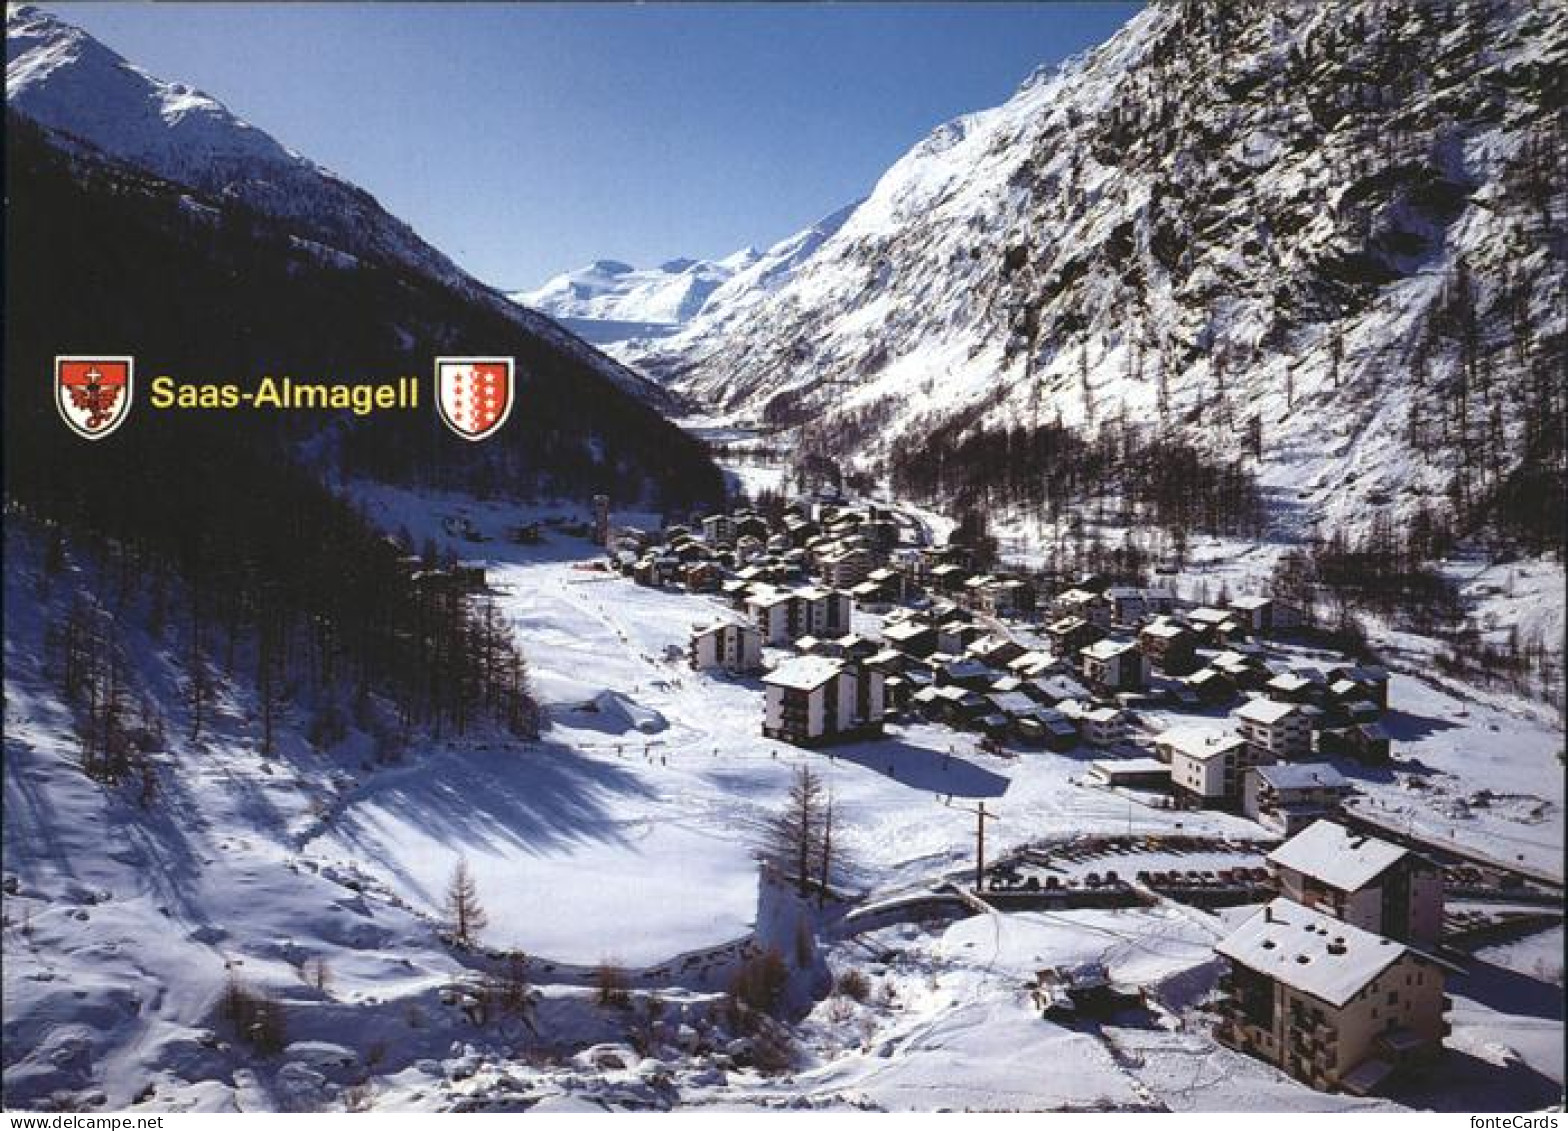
[56,356,134,440]
[435,357,514,441]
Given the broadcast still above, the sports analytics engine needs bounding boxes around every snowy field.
[337,484,1267,968]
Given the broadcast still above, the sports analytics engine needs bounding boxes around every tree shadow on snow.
[817,737,1010,799]
[322,741,661,895]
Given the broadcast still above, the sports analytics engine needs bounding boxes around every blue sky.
[65,2,1141,289]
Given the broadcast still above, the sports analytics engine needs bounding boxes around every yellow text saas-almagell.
[149,375,420,416]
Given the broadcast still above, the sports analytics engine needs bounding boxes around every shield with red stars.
[56,356,134,440]
[435,357,514,442]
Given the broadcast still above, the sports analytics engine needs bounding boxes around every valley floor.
[2,482,1562,1112]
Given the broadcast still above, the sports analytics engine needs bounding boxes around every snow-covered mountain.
[624,201,861,378]
[4,3,672,408]
[659,0,1567,540]
[510,250,759,347]
[511,202,860,360]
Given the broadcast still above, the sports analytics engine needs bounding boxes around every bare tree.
[444,857,488,946]
[760,765,845,903]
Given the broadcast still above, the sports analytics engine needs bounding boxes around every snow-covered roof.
[1229,595,1272,611]
[1090,757,1169,776]
[1235,697,1303,725]
[1141,621,1189,639]
[692,616,754,637]
[1266,820,1407,892]
[746,588,795,609]
[884,619,932,642]
[1033,675,1091,699]
[762,656,845,691]
[1266,673,1314,693]
[1057,588,1103,603]
[1157,725,1246,762]
[1188,607,1230,624]
[988,691,1038,715]
[1081,638,1138,660]
[1216,898,1407,1008]
[1254,763,1349,792]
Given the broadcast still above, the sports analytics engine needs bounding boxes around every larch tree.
[445,857,489,946]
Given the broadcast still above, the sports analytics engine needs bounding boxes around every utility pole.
[946,798,999,893]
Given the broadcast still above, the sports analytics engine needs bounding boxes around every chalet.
[936,657,996,691]
[1186,606,1242,644]
[1318,722,1392,764]
[689,620,764,674]
[1080,638,1149,694]
[1018,708,1079,750]
[1055,588,1112,628]
[1267,822,1444,947]
[1186,666,1238,704]
[1046,615,1105,659]
[913,684,988,726]
[762,656,884,746]
[1076,705,1128,748]
[1158,726,1264,808]
[976,576,1036,616]
[1029,673,1093,706]
[1140,620,1199,675]
[1214,899,1448,1095]
[1265,670,1327,707]
[1228,595,1303,635]
[1235,697,1313,761]
[680,561,721,592]
[967,635,1026,668]
[1328,665,1391,710]
[1213,649,1270,690]
[1243,763,1353,836]
[883,617,938,658]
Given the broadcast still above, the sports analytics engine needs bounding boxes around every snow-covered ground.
[340,483,1266,971]
[4,481,1561,1112]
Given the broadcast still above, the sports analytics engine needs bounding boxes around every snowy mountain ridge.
[512,201,860,360]
[655,0,1566,542]
[4,3,672,408]
[510,251,757,348]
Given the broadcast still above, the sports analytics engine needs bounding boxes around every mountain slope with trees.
[665,0,1565,554]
